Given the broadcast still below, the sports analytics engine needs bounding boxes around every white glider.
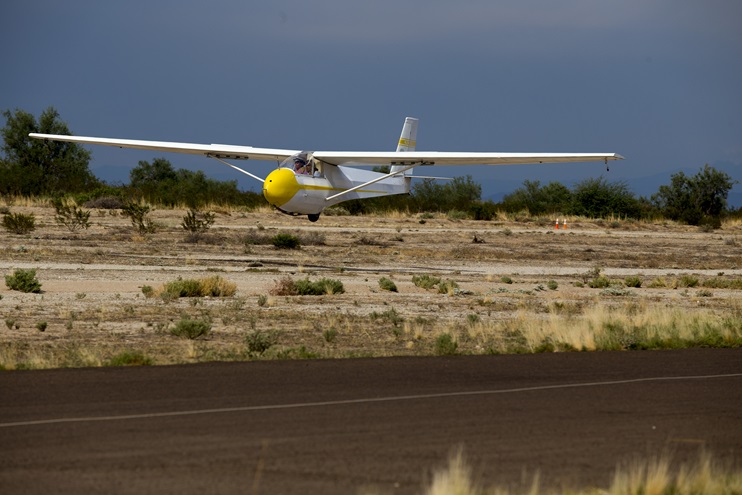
[30,117,623,222]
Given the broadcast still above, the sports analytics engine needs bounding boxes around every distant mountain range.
[484,161,742,209]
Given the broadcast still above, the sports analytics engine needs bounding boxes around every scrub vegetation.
[2,108,740,227]
[0,192,741,370]
[405,449,742,495]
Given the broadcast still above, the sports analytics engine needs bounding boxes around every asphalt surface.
[1,349,740,494]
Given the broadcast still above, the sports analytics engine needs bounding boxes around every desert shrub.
[83,196,124,209]
[270,276,344,296]
[243,229,273,245]
[269,276,298,296]
[141,285,154,298]
[106,351,153,366]
[447,210,468,221]
[181,209,215,240]
[500,276,513,284]
[170,317,211,339]
[245,330,278,356]
[199,275,237,297]
[35,321,48,332]
[160,276,236,298]
[547,280,559,290]
[122,201,156,234]
[679,274,700,288]
[52,198,91,232]
[162,277,203,298]
[438,279,460,294]
[2,212,35,234]
[625,276,642,288]
[588,276,611,289]
[272,233,301,249]
[294,277,344,295]
[369,308,404,326]
[298,231,326,246]
[434,333,458,355]
[412,274,441,289]
[5,268,42,293]
[468,201,498,221]
[379,277,398,292]
[323,328,338,343]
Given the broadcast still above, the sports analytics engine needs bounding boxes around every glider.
[30,117,623,222]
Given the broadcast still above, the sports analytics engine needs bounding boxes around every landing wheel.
[308,213,320,222]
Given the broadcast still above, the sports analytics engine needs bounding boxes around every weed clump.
[52,198,91,232]
[438,279,460,294]
[272,233,301,249]
[122,201,156,234]
[106,351,153,366]
[270,276,344,296]
[412,274,441,290]
[181,209,215,241]
[434,333,459,355]
[5,268,42,293]
[245,330,279,356]
[160,275,237,298]
[170,317,211,339]
[2,212,35,234]
[378,277,398,292]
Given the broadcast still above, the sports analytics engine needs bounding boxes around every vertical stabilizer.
[391,117,418,184]
[395,117,418,152]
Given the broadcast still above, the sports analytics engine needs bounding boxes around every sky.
[2,0,741,205]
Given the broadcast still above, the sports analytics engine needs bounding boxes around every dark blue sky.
[2,1,740,204]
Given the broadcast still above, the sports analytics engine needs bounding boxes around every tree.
[652,165,737,227]
[501,180,573,215]
[0,107,99,195]
[411,175,481,212]
[569,177,640,219]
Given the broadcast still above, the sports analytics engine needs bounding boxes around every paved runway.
[1,349,740,494]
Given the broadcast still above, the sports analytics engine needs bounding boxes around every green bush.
[588,276,611,289]
[434,333,459,356]
[5,269,42,293]
[679,275,700,288]
[160,276,237,298]
[245,330,279,356]
[378,277,398,292]
[52,198,91,232]
[412,274,441,289]
[170,317,211,339]
[2,212,35,234]
[106,351,153,366]
[625,276,642,288]
[181,209,215,240]
[294,277,345,295]
[438,279,460,294]
[547,280,559,290]
[122,201,156,234]
[272,233,301,249]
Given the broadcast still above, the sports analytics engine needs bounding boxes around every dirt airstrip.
[1,206,741,367]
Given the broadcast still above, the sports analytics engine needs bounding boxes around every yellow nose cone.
[263,168,300,207]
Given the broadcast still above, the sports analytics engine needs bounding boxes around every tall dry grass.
[415,449,742,495]
[465,301,741,353]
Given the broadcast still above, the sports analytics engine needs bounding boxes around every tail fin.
[395,117,418,152]
[391,117,418,180]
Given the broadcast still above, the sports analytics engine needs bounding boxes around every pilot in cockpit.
[293,157,308,175]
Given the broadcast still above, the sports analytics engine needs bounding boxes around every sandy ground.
[1,206,741,365]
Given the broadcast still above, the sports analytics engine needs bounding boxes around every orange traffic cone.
[555,219,560,230]
[563,219,568,230]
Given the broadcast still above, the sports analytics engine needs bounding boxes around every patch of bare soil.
[1,206,740,367]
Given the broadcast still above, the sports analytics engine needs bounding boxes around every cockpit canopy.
[280,151,320,176]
